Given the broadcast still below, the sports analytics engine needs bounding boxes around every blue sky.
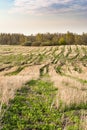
[0,0,87,35]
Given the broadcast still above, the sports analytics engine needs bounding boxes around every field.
[0,45,87,130]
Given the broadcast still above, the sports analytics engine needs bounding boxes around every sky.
[0,0,87,35]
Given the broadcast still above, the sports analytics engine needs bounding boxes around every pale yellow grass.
[0,76,29,113]
[0,65,41,102]
[0,45,38,55]
[55,87,87,109]
[0,45,87,122]
[0,45,87,108]
[71,66,87,80]
[0,66,17,76]
[62,77,87,90]
[49,65,87,109]
[0,76,31,103]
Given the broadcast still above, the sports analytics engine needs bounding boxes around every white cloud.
[9,0,71,14]
[9,0,87,15]
[14,0,71,8]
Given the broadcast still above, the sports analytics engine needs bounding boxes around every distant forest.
[0,32,87,46]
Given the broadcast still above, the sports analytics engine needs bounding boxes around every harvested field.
[0,45,87,129]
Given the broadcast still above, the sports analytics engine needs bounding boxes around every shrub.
[32,41,41,46]
[22,41,32,46]
[41,41,51,46]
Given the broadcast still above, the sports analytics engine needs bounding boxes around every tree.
[36,33,43,42]
[52,35,59,45]
[65,31,75,45]
[59,37,66,45]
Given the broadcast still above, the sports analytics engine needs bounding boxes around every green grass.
[73,66,82,73]
[1,79,86,130]
[1,80,63,130]
[0,54,26,65]
[5,66,24,76]
[55,66,63,75]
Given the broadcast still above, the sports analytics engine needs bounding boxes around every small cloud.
[9,0,87,15]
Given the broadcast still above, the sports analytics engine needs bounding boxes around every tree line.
[0,32,87,46]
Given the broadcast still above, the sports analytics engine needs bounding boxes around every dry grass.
[0,45,87,129]
[0,45,87,107]
[0,76,30,104]
[55,87,87,109]
[49,65,87,110]
[0,65,41,103]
